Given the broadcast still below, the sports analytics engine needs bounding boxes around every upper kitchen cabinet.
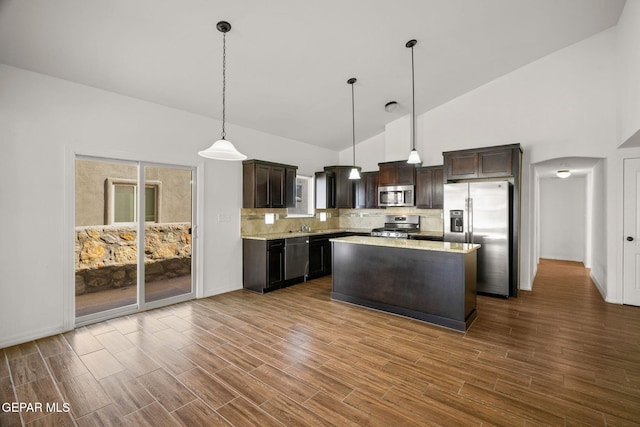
[415,166,444,209]
[315,166,355,209]
[378,161,416,186]
[443,144,522,182]
[243,160,298,208]
[355,171,379,209]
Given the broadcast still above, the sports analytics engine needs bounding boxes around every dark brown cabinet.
[415,166,444,209]
[315,166,355,209]
[378,161,416,186]
[443,145,519,182]
[308,232,350,279]
[355,171,379,209]
[308,236,332,279]
[243,160,297,208]
[243,239,285,293]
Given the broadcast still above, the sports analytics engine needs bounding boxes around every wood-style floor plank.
[1,259,639,426]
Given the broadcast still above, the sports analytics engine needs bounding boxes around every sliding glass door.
[74,156,195,323]
[143,165,193,303]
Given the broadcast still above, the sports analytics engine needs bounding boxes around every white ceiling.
[0,0,626,151]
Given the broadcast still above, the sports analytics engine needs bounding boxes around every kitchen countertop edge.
[241,228,371,241]
[330,236,480,254]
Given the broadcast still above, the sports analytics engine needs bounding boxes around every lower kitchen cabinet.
[243,239,285,293]
[243,237,311,292]
[244,232,354,291]
[308,236,331,279]
[308,232,349,279]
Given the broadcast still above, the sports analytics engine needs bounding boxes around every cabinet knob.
[627,236,634,242]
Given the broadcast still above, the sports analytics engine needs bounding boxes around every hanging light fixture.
[198,21,247,161]
[406,39,421,164]
[347,78,361,180]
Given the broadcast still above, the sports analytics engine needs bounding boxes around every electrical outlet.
[265,213,275,224]
[218,213,232,223]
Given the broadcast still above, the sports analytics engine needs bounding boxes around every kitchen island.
[330,236,480,331]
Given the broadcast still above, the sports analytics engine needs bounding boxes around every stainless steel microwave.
[378,185,415,207]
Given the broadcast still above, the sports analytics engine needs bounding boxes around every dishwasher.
[284,237,309,280]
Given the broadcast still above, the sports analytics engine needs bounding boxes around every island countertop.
[329,236,480,254]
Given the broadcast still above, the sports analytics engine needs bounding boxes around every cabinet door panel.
[270,167,286,208]
[479,149,512,177]
[365,172,378,208]
[378,165,396,187]
[267,241,285,287]
[355,178,366,209]
[446,153,478,180]
[415,168,433,208]
[255,164,271,207]
[432,167,444,209]
[396,163,416,185]
[308,241,325,278]
[285,168,297,208]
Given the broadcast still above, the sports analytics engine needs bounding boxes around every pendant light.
[347,78,361,180]
[198,21,247,161]
[406,39,421,164]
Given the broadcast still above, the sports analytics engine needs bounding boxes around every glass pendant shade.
[556,169,571,179]
[407,148,422,164]
[348,167,361,180]
[198,138,247,161]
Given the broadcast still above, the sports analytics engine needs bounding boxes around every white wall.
[349,28,618,293]
[0,64,338,347]
[539,177,586,262]
[590,160,607,296]
[617,0,640,145]
[420,28,617,292]
[606,1,640,303]
[338,132,385,172]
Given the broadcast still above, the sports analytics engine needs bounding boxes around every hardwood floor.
[1,259,639,426]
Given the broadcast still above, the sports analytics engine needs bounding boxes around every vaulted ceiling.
[0,0,626,151]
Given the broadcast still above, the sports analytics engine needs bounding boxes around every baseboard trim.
[590,272,608,301]
[0,324,65,349]
[201,284,242,299]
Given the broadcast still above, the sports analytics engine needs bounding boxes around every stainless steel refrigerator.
[444,181,511,297]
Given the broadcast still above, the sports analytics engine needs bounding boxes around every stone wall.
[75,223,191,295]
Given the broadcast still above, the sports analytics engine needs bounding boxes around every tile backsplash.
[241,207,443,235]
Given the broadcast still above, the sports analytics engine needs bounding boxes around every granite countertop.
[329,236,480,254]
[242,228,372,241]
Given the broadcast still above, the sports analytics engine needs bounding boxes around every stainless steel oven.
[378,185,415,207]
[371,215,420,238]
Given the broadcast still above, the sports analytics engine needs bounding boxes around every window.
[106,178,161,224]
[287,175,314,217]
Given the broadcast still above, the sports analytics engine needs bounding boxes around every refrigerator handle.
[468,197,473,243]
